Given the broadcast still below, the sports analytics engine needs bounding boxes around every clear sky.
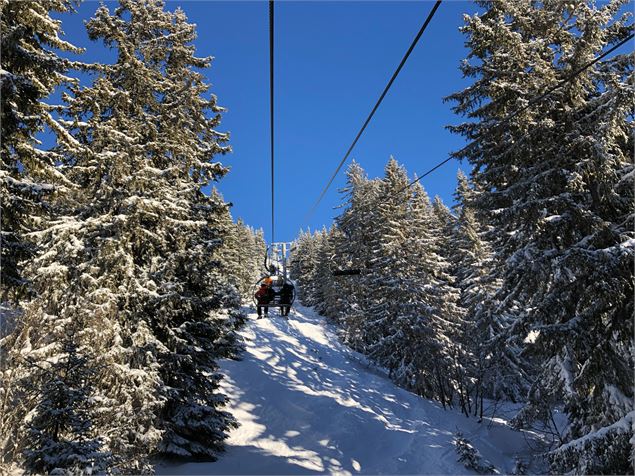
[51,0,484,243]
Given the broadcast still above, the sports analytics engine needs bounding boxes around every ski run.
[157,305,543,475]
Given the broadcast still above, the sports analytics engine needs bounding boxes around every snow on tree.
[448,171,526,417]
[22,333,110,475]
[69,0,238,462]
[230,221,267,299]
[293,159,462,408]
[356,158,412,356]
[390,181,461,408]
[290,229,322,307]
[0,0,82,300]
[2,0,243,470]
[330,161,381,350]
[201,189,266,301]
[454,432,497,474]
[2,210,167,473]
[151,188,243,459]
[447,0,634,471]
[315,225,352,326]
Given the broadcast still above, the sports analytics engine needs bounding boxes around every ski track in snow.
[157,304,537,475]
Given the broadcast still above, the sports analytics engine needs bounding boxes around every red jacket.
[255,286,274,304]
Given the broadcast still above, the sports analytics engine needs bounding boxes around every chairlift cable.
[328,31,633,278]
[304,1,443,222]
[398,32,635,193]
[269,0,275,244]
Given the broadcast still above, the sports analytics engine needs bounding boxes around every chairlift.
[252,242,296,309]
[252,274,296,308]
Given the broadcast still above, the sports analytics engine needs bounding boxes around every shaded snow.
[157,304,541,475]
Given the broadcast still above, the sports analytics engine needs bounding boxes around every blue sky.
[52,1,483,243]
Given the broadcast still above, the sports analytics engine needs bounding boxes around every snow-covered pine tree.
[313,227,340,317]
[203,189,265,301]
[291,230,322,306]
[0,0,82,300]
[150,188,241,459]
[228,220,267,299]
[316,225,352,326]
[360,158,413,364]
[331,159,460,407]
[0,1,90,468]
[389,181,461,407]
[2,0,240,470]
[447,1,633,471]
[289,230,309,300]
[22,333,110,474]
[448,171,523,417]
[69,0,237,461]
[332,161,381,350]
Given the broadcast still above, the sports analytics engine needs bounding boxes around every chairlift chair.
[253,242,296,309]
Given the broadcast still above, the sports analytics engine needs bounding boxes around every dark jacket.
[279,282,295,305]
[255,286,274,305]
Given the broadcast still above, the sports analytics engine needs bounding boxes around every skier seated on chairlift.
[279,280,295,317]
[255,282,275,319]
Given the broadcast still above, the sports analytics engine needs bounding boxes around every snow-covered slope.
[157,305,539,475]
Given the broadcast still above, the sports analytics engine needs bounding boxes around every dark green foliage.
[0,0,81,300]
[23,337,110,474]
[447,0,634,471]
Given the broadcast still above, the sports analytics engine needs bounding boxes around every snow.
[552,411,634,453]
[156,304,540,475]
[619,238,635,249]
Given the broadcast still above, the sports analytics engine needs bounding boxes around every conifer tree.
[449,171,523,416]
[0,0,82,300]
[317,226,352,325]
[152,189,241,459]
[390,181,461,407]
[333,162,380,350]
[447,1,633,471]
[291,230,322,306]
[2,0,240,470]
[204,190,265,300]
[227,220,266,298]
[361,159,413,358]
[22,335,110,474]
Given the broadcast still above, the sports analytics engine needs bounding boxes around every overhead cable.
[269,0,275,243]
[305,1,443,221]
[400,32,635,192]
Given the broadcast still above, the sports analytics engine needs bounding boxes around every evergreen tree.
[361,159,413,361]
[228,220,267,299]
[333,162,381,350]
[313,227,337,316]
[447,1,633,471]
[389,181,461,407]
[317,226,353,326]
[152,189,242,459]
[290,230,322,306]
[318,159,462,407]
[449,171,523,417]
[2,0,240,470]
[206,189,266,300]
[23,335,110,475]
[0,0,82,300]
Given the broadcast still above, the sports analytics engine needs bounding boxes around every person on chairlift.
[279,280,295,317]
[255,282,274,319]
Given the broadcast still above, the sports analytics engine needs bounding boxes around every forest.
[1,0,633,475]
